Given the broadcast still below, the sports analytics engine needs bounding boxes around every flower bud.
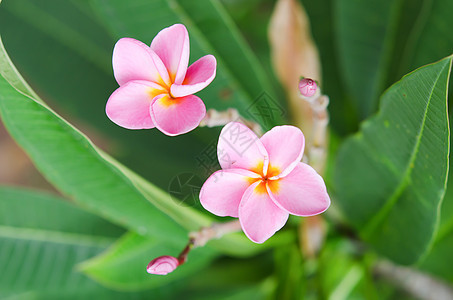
[299,77,317,98]
[146,255,179,275]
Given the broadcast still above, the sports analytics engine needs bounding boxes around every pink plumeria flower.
[146,255,179,275]
[200,122,330,243]
[106,24,217,136]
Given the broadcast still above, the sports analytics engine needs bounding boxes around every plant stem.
[199,108,262,135]
[299,88,330,258]
[177,220,242,264]
[374,260,453,300]
[300,92,329,175]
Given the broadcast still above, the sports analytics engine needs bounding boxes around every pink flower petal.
[260,125,305,178]
[113,38,170,87]
[217,122,269,174]
[151,24,190,85]
[239,181,289,243]
[268,163,330,216]
[106,80,167,129]
[150,94,206,136]
[170,55,217,98]
[199,169,259,218]
[146,255,179,275]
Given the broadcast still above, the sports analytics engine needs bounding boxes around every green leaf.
[273,245,304,299]
[158,250,275,299]
[401,0,453,75]
[334,56,452,264]
[0,186,172,299]
[418,231,453,282]
[0,187,124,239]
[418,167,453,281]
[89,0,284,128]
[0,0,111,74]
[80,228,294,291]
[0,186,119,296]
[319,239,366,300]
[79,232,217,291]
[334,0,404,118]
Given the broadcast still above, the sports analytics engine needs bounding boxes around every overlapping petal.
[150,94,206,136]
[268,163,330,216]
[170,55,217,98]
[217,122,269,173]
[106,80,166,129]
[239,181,289,243]
[151,24,190,85]
[200,169,259,218]
[260,125,305,178]
[113,38,170,86]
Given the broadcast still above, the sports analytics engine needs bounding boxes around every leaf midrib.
[0,225,115,247]
[361,62,448,238]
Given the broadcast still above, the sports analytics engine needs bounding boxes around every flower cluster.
[105,24,330,274]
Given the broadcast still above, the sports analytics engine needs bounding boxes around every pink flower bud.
[146,255,179,275]
[299,78,317,98]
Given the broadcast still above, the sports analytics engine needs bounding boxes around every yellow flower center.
[249,161,281,195]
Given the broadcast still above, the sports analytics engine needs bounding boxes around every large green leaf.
[418,166,453,281]
[334,56,452,265]
[0,187,266,298]
[334,0,404,119]
[0,64,186,244]
[379,0,453,90]
[401,0,453,76]
[79,232,217,291]
[0,186,138,298]
[418,226,453,282]
[336,0,453,110]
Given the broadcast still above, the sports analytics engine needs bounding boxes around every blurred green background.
[1,0,453,299]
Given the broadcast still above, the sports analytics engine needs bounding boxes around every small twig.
[299,215,326,258]
[199,108,262,135]
[300,92,329,174]
[147,220,242,275]
[299,82,330,258]
[374,260,453,300]
[177,220,242,265]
